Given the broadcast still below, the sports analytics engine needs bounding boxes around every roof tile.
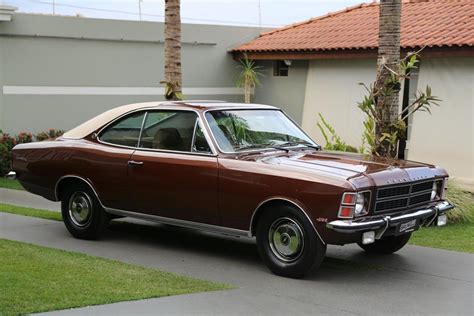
[233,0,474,53]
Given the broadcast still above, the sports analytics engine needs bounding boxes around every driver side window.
[138,110,212,154]
[192,121,212,154]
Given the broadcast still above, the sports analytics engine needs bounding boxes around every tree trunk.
[164,0,182,100]
[244,79,251,104]
[374,0,401,157]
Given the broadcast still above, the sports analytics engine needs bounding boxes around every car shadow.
[105,219,402,281]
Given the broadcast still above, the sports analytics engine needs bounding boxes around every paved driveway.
[0,212,472,315]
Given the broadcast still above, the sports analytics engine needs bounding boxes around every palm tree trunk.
[244,79,251,104]
[164,0,182,100]
[374,0,401,157]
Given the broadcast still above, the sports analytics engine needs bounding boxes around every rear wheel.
[256,204,326,278]
[61,183,108,240]
[358,233,412,254]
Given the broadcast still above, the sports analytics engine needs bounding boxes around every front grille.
[375,180,434,213]
[378,185,410,199]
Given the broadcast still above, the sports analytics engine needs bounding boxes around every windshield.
[205,109,318,153]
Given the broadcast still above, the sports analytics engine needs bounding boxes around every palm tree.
[374,0,401,157]
[236,56,263,104]
[163,0,182,100]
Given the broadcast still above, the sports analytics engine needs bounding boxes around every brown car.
[9,101,454,278]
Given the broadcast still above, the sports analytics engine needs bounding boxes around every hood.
[241,150,444,188]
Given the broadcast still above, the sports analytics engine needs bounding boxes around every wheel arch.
[55,175,103,206]
[249,197,325,244]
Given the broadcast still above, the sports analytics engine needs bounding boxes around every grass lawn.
[0,239,231,316]
[0,178,24,191]
[0,203,62,221]
[410,222,474,254]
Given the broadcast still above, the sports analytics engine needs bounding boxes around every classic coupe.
[9,101,453,278]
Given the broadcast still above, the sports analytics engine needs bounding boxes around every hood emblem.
[385,174,429,184]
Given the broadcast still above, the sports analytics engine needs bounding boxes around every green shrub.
[0,129,64,176]
[0,130,17,176]
[316,114,359,153]
[446,182,474,224]
[16,132,33,144]
[35,129,64,141]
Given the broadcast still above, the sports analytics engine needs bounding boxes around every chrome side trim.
[54,175,104,205]
[104,207,249,238]
[249,197,326,245]
[55,175,248,237]
[6,171,16,180]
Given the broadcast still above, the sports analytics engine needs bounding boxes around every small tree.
[236,56,263,104]
[358,52,440,156]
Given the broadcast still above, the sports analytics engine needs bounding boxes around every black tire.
[61,183,109,240]
[256,204,326,278]
[358,233,412,254]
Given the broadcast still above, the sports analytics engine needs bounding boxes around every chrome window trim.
[104,207,249,238]
[202,108,320,155]
[132,146,217,158]
[191,118,199,152]
[95,107,218,156]
[249,197,325,244]
[137,111,148,148]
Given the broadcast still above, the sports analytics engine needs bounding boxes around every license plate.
[398,219,417,234]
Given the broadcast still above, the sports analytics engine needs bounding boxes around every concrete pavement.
[0,212,472,315]
[0,188,60,211]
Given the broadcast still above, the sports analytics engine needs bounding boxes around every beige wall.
[407,57,474,189]
[301,57,474,189]
[301,59,376,148]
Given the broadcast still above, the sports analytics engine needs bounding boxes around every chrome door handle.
[128,160,144,167]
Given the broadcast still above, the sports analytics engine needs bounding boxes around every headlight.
[431,180,444,201]
[431,182,438,200]
[354,192,370,216]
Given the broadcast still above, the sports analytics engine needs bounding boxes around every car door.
[127,110,219,225]
[90,110,146,210]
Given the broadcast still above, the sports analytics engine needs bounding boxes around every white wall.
[301,59,376,148]
[301,56,474,189]
[408,57,474,189]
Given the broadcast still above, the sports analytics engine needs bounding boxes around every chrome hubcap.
[68,192,92,227]
[268,217,304,262]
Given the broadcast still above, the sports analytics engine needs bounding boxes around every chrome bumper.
[6,171,16,180]
[326,201,454,234]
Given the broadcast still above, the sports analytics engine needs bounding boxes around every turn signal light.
[338,206,354,218]
[342,193,356,205]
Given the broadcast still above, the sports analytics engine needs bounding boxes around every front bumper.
[6,171,16,180]
[326,201,454,234]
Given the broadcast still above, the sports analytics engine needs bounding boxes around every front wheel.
[61,183,109,240]
[358,233,412,254]
[256,204,326,278]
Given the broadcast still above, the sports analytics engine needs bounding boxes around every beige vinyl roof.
[62,102,162,139]
[62,100,278,139]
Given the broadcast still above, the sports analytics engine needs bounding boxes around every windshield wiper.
[276,141,322,151]
[235,143,289,153]
[234,144,269,152]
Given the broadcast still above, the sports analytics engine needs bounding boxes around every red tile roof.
[233,0,474,53]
